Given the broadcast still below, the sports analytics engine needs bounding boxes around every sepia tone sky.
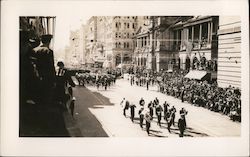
[54,14,91,51]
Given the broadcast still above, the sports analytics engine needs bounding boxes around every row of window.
[115,16,136,19]
[173,22,215,49]
[115,22,136,29]
[115,32,135,39]
[115,42,130,49]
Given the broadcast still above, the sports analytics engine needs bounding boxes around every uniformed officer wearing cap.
[32,34,56,105]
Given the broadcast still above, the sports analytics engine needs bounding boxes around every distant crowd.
[128,70,241,122]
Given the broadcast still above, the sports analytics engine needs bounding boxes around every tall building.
[85,16,97,68]
[217,16,241,89]
[84,16,138,69]
[111,16,137,68]
[133,16,151,70]
[65,29,84,69]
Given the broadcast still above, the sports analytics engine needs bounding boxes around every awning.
[184,70,209,80]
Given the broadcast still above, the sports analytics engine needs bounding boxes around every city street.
[71,78,241,137]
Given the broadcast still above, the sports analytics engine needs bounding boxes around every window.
[188,27,192,41]
[124,23,126,28]
[127,33,129,38]
[127,42,129,48]
[144,37,147,46]
[124,42,126,48]
[193,25,200,44]
[115,33,118,38]
[174,30,177,47]
[127,23,130,28]
[116,22,118,28]
[132,23,135,29]
[201,23,208,47]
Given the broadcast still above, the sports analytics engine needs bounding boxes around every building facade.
[85,16,97,68]
[84,16,138,69]
[65,29,85,69]
[134,16,193,72]
[217,16,241,89]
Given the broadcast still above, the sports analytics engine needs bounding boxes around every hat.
[57,61,65,67]
[72,97,76,101]
[41,34,53,43]
[41,34,53,39]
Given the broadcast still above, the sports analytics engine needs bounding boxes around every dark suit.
[55,67,75,106]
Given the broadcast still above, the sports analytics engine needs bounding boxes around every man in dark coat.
[178,114,186,137]
[55,61,75,108]
[32,34,56,105]
[130,103,136,122]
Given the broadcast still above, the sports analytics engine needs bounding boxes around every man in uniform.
[129,103,136,122]
[178,114,186,137]
[33,34,56,105]
[144,111,152,135]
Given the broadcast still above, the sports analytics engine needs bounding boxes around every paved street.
[71,78,240,137]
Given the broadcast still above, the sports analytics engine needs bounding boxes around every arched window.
[192,56,198,70]
[201,57,206,70]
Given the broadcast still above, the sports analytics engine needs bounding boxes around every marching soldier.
[178,114,186,137]
[130,103,136,122]
[144,111,152,135]
[155,104,163,127]
[138,107,144,129]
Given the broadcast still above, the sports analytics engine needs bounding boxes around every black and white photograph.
[19,15,241,138]
[1,0,249,156]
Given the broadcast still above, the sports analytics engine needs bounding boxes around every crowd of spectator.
[129,70,241,122]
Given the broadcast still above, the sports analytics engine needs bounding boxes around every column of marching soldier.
[120,97,188,137]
